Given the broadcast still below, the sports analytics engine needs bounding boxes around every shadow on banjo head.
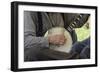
[44,27,73,53]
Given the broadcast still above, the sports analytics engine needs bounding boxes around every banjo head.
[44,27,73,53]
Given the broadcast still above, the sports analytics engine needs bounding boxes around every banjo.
[37,13,90,53]
[44,14,89,53]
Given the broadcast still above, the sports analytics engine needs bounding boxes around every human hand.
[48,34,66,45]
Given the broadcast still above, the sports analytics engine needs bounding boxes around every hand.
[48,34,66,45]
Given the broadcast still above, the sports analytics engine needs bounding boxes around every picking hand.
[48,34,66,45]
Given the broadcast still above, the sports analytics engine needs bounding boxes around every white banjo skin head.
[44,27,73,53]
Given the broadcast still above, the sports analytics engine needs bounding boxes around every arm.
[24,12,65,61]
[24,11,49,50]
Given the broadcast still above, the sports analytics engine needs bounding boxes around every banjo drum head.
[44,27,73,53]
